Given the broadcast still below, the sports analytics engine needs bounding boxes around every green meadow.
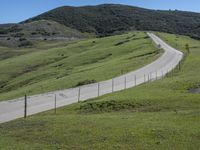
[0,32,161,100]
[0,32,199,149]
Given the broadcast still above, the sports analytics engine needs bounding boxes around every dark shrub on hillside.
[19,38,26,41]
[13,33,24,37]
[79,100,136,113]
[18,41,33,47]
[8,25,22,32]
[36,29,51,36]
[76,80,97,86]
[115,40,130,46]
[0,28,8,34]
[31,32,37,35]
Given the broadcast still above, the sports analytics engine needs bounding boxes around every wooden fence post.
[112,79,114,92]
[24,94,27,118]
[78,87,81,102]
[125,76,127,89]
[134,75,136,86]
[98,83,100,96]
[54,94,57,114]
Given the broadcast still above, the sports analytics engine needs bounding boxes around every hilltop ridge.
[25,4,200,38]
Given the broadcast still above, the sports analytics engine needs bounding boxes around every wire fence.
[0,33,185,123]
[0,62,183,124]
[18,66,180,119]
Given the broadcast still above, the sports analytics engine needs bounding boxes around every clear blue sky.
[1,0,200,24]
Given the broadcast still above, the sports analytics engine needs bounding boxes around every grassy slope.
[0,39,83,61]
[0,32,199,150]
[0,45,42,61]
[0,32,161,100]
[0,20,88,47]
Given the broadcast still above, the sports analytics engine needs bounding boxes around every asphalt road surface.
[0,33,183,124]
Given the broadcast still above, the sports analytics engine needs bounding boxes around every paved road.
[0,33,183,124]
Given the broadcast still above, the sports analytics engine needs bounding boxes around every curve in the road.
[0,33,183,124]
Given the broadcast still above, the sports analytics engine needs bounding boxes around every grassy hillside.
[26,4,200,39]
[0,38,84,61]
[0,20,86,47]
[0,33,199,149]
[0,31,162,100]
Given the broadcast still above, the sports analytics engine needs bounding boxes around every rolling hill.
[25,4,200,39]
[0,20,87,47]
[1,4,200,47]
[0,32,162,100]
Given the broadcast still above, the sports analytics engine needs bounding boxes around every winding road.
[0,33,183,124]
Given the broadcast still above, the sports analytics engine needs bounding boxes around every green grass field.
[0,31,162,100]
[0,32,199,150]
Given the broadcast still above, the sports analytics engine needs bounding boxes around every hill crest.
[24,4,200,39]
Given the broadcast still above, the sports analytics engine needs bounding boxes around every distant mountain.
[1,4,200,47]
[25,4,200,39]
